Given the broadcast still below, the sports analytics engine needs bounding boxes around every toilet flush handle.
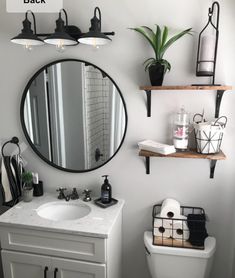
[145,245,151,256]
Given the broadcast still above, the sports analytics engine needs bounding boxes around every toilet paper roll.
[153,214,173,238]
[160,198,181,219]
[153,226,172,238]
[172,216,190,241]
[154,214,173,228]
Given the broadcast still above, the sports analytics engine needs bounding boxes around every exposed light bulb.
[24,43,33,51]
[92,38,99,49]
[56,39,66,53]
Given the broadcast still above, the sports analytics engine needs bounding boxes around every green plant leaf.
[155,25,162,60]
[160,28,192,58]
[143,58,156,65]
[143,58,157,71]
[161,60,171,73]
[129,25,192,72]
[161,26,168,50]
[142,26,157,51]
[129,27,156,54]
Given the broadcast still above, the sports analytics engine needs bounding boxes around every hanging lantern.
[196,1,220,85]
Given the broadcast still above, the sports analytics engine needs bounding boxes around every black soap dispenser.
[101,175,112,204]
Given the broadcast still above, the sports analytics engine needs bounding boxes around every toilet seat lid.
[144,231,216,258]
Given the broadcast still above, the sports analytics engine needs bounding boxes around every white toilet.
[144,231,216,278]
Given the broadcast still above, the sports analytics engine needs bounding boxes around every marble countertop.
[0,194,124,238]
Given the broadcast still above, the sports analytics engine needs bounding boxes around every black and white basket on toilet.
[152,199,208,250]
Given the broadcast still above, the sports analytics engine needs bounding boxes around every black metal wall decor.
[196,1,220,85]
[11,7,115,51]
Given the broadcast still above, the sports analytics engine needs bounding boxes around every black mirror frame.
[20,58,128,173]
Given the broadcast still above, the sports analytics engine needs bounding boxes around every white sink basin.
[37,201,91,221]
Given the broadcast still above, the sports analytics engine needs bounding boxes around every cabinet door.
[1,250,51,278]
[53,257,106,278]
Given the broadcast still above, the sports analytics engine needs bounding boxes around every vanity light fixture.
[78,7,114,48]
[11,10,44,51]
[196,1,220,85]
[44,9,78,52]
[11,7,115,51]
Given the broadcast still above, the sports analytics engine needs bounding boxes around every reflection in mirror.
[22,60,127,172]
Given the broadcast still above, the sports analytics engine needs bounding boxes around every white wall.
[1,0,235,277]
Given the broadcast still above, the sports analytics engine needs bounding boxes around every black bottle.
[101,175,112,204]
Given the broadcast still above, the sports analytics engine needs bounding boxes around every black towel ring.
[1,137,21,158]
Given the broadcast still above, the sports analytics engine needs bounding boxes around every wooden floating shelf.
[139,85,233,91]
[139,85,233,117]
[139,149,226,178]
[139,149,226,160]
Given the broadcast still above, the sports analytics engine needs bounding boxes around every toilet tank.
[144,231,216,278]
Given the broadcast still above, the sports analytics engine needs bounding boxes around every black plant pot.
[148,64,165,86]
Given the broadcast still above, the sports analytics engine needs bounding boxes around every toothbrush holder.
[33,181,44,197]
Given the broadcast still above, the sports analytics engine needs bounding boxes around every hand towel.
[0,157,13,203]
[187,214,208,246]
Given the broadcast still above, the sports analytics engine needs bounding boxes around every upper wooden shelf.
[139,85,233,117]
[139,85,233,91]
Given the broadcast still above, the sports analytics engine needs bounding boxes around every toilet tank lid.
[144,231,216,259]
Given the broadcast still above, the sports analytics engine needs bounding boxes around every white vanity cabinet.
[0,219,121,278]
[0,196,123,278]
[2,250,106,278]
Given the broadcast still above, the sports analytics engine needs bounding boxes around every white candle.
[198,35,216,73]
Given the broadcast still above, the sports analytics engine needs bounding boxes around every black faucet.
[56,187,79,201]
[82,189,92,202]
[70,188,79,200]
[56,187,70,201]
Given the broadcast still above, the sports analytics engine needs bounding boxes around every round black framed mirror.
[20,59,127,172]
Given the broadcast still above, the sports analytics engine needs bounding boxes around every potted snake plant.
[21,171,33,202]
[130,25,192,85]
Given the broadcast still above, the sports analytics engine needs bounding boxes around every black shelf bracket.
[215,90,225,118]
[143,155,218,178]
[145,90,151,117]
[143,88,228,118]
[210,160,217,179]
[145,157,150,174]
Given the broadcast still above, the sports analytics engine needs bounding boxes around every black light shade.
[78,7,111,46]
[11,11,44,47]
[196,1,220,85]
[44,9,77,46]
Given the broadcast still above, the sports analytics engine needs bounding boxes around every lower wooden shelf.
[139,149,226,178]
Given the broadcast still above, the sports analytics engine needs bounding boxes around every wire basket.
[152,204,207,250]
[193,115,227,154]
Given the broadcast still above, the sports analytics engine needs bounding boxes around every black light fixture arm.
[103,31,115,36]
[25,10,37,34]
[37,8,70,37]
[93,7,115,36]
[94,7,101,29]
[89,7,115,36]
[59,9,68,27]
[23,8,115,40]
